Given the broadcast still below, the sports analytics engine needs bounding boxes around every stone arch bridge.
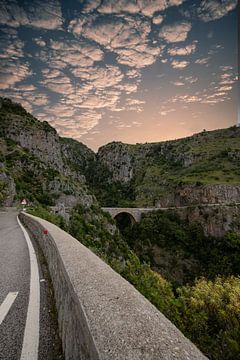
[102,207,155,224]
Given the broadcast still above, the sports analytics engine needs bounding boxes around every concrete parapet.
[19,212,207,360]
[102,207,154,223]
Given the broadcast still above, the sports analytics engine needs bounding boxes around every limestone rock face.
[0,170,16,206]
[0,97,95,212]
[2,114,64,172]
[156,185,240,208]
[98,142,134,183]
[174,204,240,237]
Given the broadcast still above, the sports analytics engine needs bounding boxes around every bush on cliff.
[176,276,240,360]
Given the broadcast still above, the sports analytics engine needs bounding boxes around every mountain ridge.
[1,96,240,215]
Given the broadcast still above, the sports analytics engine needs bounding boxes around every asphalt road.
[0,209,63,360]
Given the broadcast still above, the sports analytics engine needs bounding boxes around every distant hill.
[96,127,240,207]
[1,96,239,212]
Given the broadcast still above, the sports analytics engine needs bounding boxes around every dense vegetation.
[28,205,240,360]
[123,210,240,286]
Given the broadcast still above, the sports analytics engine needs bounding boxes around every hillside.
[1,96,239,211]
[96,127,240,207]
[1,97,240,359]
[0,97,96,210]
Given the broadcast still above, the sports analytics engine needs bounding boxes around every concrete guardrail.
[19,212,207,360]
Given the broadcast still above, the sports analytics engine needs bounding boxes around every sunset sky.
[0,0,238,150]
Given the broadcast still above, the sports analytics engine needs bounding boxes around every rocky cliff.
[175,204,240,237]
[155,184,240,207]
[0,97,96,210]
[1,96,240,236]
[98,142,134,183]
[97,127,240,208]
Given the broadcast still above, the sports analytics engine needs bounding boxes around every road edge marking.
[0,292,18,325]
[17,215,40,360]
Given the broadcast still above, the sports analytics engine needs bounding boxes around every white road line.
[17,216,40,360]
[0,292,18,325]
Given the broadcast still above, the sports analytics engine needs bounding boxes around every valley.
[0,97,240,359]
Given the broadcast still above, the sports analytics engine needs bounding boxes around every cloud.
[152,15,164,25]
[126,98,145,105]
[0,88,49,110]
[37,39,104,69]
[71,65,124,88]
[68,16,88,36]
[159,22,192,43]
[79,15,163,68]
[42,68,62,78]
[74,111,102,130]
[172,81,185,86]
[0,33,24,59]
[96,0,140,15]
[21,92,49,106]
[45,103,76,117]
[14,84,36,91]
[0,60,32,89]
[34,38,46,47]
[0,0,63,30]
[115,46,161,68]
[126,69,142,79]
[172,75,198,86]
[75,91,120,110]
[82,15,151,49]
[126,98,145,112]
[169,66,235,106]
[168,42,197,56]
[218,85,232,91]
[81,0,186,17]
[116,82,138,93]
[42,106,102,138]
[185,76,198,83]
[171,60,189,69]
[81,0,102,13]
[160,108,176,116]
[197,0,237,22]
[0,90,33,112]
[195,57,210,65]
[41,73,74,94]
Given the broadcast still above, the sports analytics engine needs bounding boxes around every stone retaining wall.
[19,212,207,360]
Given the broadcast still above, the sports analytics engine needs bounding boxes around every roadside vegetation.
[28,205,240,360]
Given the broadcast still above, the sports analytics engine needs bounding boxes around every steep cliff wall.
[98,142,134,183]
[0,99,64,172]
[0,98,95,209]
[155,184,240,207]
[97,127,240,207]
[174,204,240,237]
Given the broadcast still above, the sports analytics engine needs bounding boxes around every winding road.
[0,209,63,360]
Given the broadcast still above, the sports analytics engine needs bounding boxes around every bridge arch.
[114,211,137,230]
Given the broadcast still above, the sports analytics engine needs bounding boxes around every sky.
[0,0,238,151]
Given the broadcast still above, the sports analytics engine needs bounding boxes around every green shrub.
[176,276,240,360]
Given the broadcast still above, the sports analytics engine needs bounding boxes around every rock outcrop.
[0,97,95,210]
[155,184,240,207]
[174,204,240,237]
[98,142,134,183]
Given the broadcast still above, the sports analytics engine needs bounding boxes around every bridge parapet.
[102,207,155,223]
[19,212,207,360]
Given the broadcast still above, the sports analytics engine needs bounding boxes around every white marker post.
[21,199,27,211]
